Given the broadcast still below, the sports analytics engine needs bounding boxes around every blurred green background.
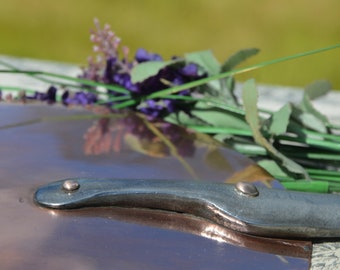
[1,0,339,88]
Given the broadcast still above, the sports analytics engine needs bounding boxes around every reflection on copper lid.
[83,112,195,158]
[60,206,311,259]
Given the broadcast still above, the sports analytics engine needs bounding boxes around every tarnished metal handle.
[34,178,340,239]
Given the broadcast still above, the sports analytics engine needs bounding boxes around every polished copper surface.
[0,104,310,269]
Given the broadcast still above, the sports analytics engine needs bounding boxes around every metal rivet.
[62,179,80,192]
[235,182,259,197]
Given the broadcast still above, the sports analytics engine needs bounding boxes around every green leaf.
[218,77,238,107]
[190,101,250,130]
[258,159,291,179]
[197,79,238,107]
[291,106,328,133]
[213,133,233,142]
[195,80,221,97]
[131,60,180,83]
[265,103,292,136]
[303,94,329,123]
[291,80,332,132]
[185,50,246,107]
[164,111,207,126]
[242,79,309,178]
[304,80,331,100]
[131,61,168,83]
[242,79,260,129]
[185,50,220,75]
[221,48,260,72]
[291,89,330,133]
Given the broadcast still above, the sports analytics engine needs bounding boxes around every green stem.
[0,69,130,95]
[278,134,340,151]
[144,44,340,100]
[111,99,138,109]
[286,151,340,161]
[188,125,252,135]
[0,59,56,85]
[0,85,41,94]
[307,168,340,177]
[230,142,268,156]
[288,123,340,141]
[309,175,340,183]
[96,95,132,104]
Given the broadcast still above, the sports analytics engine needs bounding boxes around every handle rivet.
[235,182,259,197]
[62,180,80,192]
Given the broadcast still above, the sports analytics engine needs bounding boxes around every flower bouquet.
[1,19,339,193]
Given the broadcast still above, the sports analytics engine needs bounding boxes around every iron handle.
[34,178,340,239]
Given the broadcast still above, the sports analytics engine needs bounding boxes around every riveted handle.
[34,178,340,239]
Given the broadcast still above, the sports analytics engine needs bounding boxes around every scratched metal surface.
[0,104,310,270]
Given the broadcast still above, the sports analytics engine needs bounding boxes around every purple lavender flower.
[135,48,163,63]
[27,86,57,104]
[133,63,203,118]
[45,86,57,103]
[113,73,138,92]
[81,20,206,118]
[138,100,165,119]
[62,90,97,106]
[82,19,133,85]
[103,56,138,93]
[180,63,199,77]
[61,90,69,106]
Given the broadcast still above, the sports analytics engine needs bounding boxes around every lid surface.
[0,104,310,269]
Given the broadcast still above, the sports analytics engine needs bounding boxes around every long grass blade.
[145,44,340,99]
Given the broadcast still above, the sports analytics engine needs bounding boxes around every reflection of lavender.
[122,114,195,157]
[161,122,195,157]
[84,112,195,157]
[83,117,113,155]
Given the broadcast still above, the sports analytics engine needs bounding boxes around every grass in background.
[0,0,339,88]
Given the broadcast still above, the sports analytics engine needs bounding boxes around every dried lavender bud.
[81,19,133,83]
[46,86,57,104]
[180,63,199,77]
[135,48,162,63]
[26,86,57,104]
[63,91,97,106]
